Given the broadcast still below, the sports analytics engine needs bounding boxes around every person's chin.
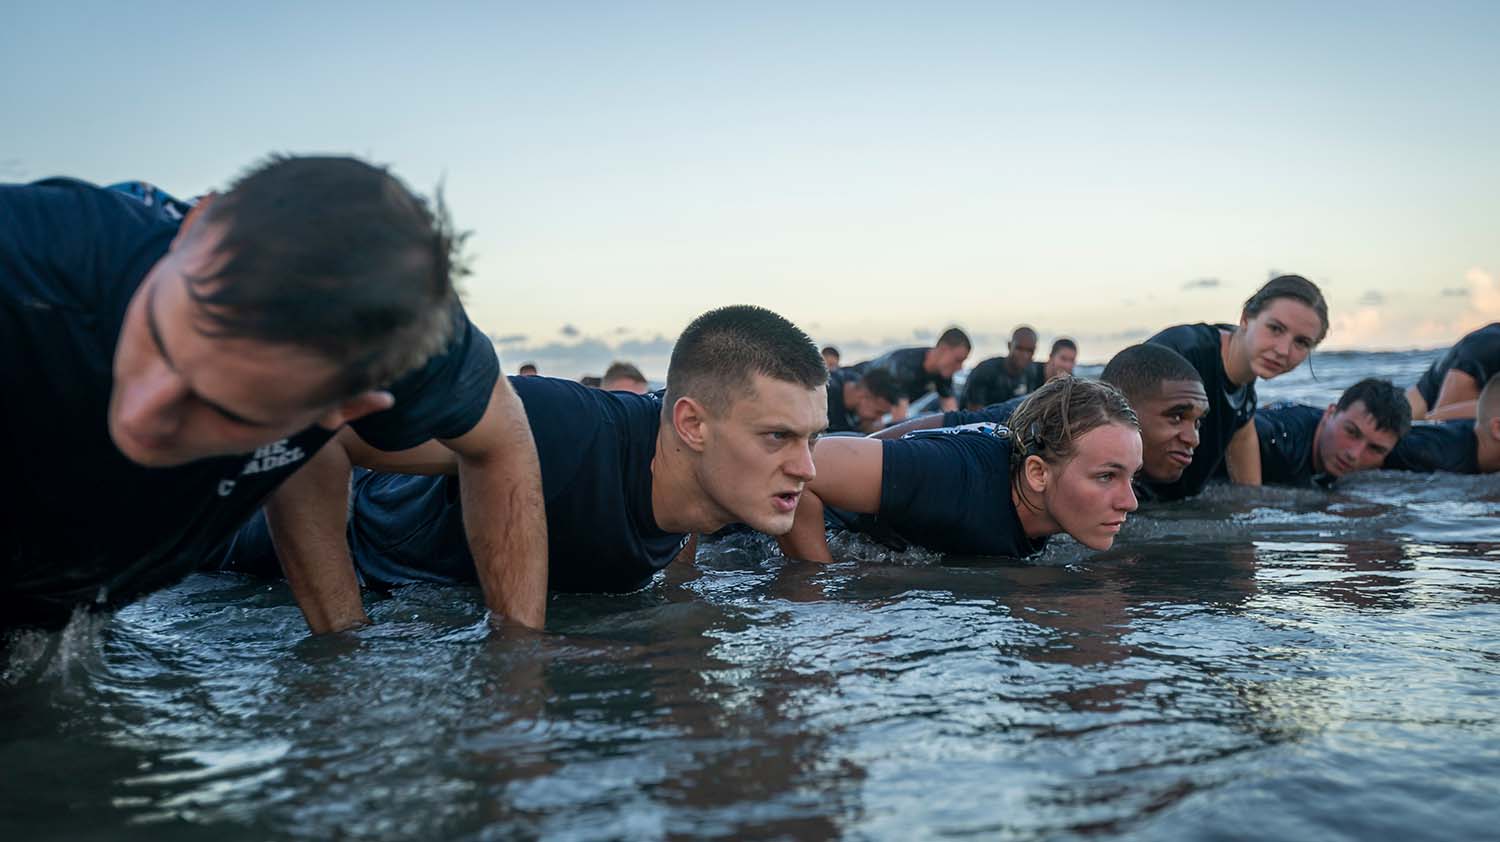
[739,509,797,537]
[1146,465,1186,484]
[1080,532,1116,551]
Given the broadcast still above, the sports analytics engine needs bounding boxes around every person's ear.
[1024,454,1049,494]
[317,390,395,430]
[1323,404,1336,423]
[1488,417,1500,444]
[673,396,710,453]
[170,193,218,250]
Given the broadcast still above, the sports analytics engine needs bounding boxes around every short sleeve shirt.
[0,179,498,627]
[825,367,863,434]
[860,426,1046,558]
[1384,421,1479,474]
[1254,402,1329,488]
[960,356,1041,408]
[942,395,1025,428]
[1415,324,1500,407]
[860,347,954,402]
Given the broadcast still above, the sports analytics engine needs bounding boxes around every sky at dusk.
[5,1,1497,377]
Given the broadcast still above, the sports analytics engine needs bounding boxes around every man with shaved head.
[960,326,1042,410]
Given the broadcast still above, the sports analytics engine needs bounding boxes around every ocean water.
[4,348,1498,841]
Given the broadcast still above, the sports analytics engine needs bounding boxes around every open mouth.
[772,491,801,513]
[1102,520,1125,532]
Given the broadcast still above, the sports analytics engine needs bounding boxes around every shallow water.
[5,349,1498,841]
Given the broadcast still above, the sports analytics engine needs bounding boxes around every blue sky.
[6,1,1497,376]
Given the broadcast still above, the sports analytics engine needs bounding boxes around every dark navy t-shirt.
[1147,323,1256,501]
[1254,402,1330,488]
[859,347,953,402]
[1384,421,1479,474]
[223,376,688,593]
[0,179,499,627]
[825,367,865,434]
[1415,323,1500,407]
[851,426,1046,558]
[960,356,1041,408]
[941,395,1024,428]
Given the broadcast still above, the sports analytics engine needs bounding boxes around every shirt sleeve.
[348,301,501,450]
[1449,327,1500,386]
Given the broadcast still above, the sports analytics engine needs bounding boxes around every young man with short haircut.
[960,326,1042,409]
[826,367,902,434]
[1255,379,1411,487]
[1032,337,1078,384]
[821,346,841,372]
[1,157,546,632]
[221,306,830,608]
[601,360,650,393]
[1387,373,1500,474]
[855,327,971,420]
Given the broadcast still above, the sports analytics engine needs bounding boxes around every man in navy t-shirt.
[1387,373,1500,474]
[1254,379,1410,488]
[1408,323,1500,421]
[219,306,831,602]
[854,327,971,420]
[826,366,901,434]
[960,326,1042,409]
[1,157,546,632]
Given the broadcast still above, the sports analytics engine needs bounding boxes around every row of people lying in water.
[823,298,1500,435]
[216,285,1498,631]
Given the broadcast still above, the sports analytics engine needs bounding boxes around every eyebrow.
[144,280,275,428]
[1162,402,1203,414]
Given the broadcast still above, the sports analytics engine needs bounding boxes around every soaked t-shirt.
[1414,323,1500,407]
[825,367,866,434]
[1254,402,1331,488]
[0,179,499,627]
[960,356,1042,408]
[845,425,1046,558]
[941,396,1025,428]
[858,347,954,402]
[1383,421,1479,474]
[1147,323,1256,501]
[223,376,688,593]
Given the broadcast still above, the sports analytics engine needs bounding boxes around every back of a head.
[937,327,972,350]
[602,360,648,388]
[1244,274,1329,343]
[1007,376,1139,478]
[1336,378,1411,438]
[1101,344,1202,404]
[665,305,826,414]
[857,367,903,404]
[190,155,459,398]
[1479,373,1500,426]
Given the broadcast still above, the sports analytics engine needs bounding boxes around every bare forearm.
[1428,399,1478,421]
[1225,424,1262,486]
[871,413,944,440]
[459,432,549,630]
[265,440,368,634]
[778,490,834,563]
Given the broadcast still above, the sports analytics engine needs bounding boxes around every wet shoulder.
[1385,420,1479,474]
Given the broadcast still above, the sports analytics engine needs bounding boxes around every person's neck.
[1011,486,1058,541]
[1476,422,1500,472]
[1219,328,1254,388]
[923,347,941,374]
[842,380,859,408]
[651,427,733,534]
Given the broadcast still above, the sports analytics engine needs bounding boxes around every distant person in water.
[219,306,829,603]
[1031,337,1078,384]
[1406,322,1500,421]
[855,327,971,420]
[1386,373,1500,474]
[1,157,546,633]
[961,326,1041,410]
[822,346,841,372]
[1255,379,1410,488]
[778,377,1142,562]
[602,360,650,393]
[876,344,1208,499]
[518,362,539,376]
[1146,274,1329,500]
[826,366,902,434]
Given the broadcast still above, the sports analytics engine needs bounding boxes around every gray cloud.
[490,333,528,345]
[1440,287,1468,298]
[1358,291,1385,307]
[1182,278,1221,291]
[560,324,580,337]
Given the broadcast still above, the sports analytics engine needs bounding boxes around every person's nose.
[118,366,189,439]
[786,440,817,483]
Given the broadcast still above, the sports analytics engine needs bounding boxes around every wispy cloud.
[1182,278,1221,291]
[559,324,580,337]
[1440,287,1467,297]
[1358,291,1385,307]
[490,333,528,345]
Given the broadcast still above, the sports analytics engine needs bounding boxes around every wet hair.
[1478,373,1500,425]
[665,305,827,415]
[1336,378,1411,438]
[1049,338,1077,357]
[186,155,461,400]
[602,360,648,387]
[1100,344,1202,404]
[856,367,903,404]
[1243,274,1329,343]
[937,327,972,350]
[1006,376,1139,508]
